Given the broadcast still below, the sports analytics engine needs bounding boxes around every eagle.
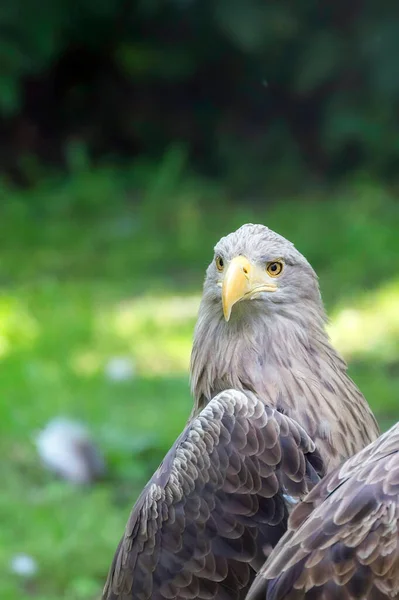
[102,223,379,600]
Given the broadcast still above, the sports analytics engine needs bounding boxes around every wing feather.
[247,422,399,600]
[103,389,324,600]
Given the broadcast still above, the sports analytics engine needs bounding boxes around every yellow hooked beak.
[222,256,277,321]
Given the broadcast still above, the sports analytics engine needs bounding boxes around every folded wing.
[103,389,324,600]
[247,422,399,600]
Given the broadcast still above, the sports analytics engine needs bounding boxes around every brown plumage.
[247,421,399,600]
[103,390,324,599]
[102,224,379,600]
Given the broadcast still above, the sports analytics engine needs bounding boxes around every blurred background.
[1,1,399,598]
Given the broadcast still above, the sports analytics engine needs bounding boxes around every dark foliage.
[1,0,399,184]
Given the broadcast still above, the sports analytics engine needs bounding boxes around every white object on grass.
[35,417,105,484]
[10,553,38,577]
[105,356,135,381]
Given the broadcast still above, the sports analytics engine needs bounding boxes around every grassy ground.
[0,164,399,599]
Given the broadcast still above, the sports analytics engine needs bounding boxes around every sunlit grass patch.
[94,294,200,375]
[0,295,39,358]
[328,279,399,361]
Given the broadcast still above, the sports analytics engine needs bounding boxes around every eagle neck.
[190,300,344,416]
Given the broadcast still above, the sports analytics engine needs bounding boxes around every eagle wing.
[102,389,324,600]
[247,422,399,600]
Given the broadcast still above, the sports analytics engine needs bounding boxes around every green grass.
[0,162,399,598]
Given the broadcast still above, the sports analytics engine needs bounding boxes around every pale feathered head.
[190,224,377,462]
[201,223,323,322]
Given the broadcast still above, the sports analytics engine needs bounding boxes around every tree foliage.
[1,0,399,184]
